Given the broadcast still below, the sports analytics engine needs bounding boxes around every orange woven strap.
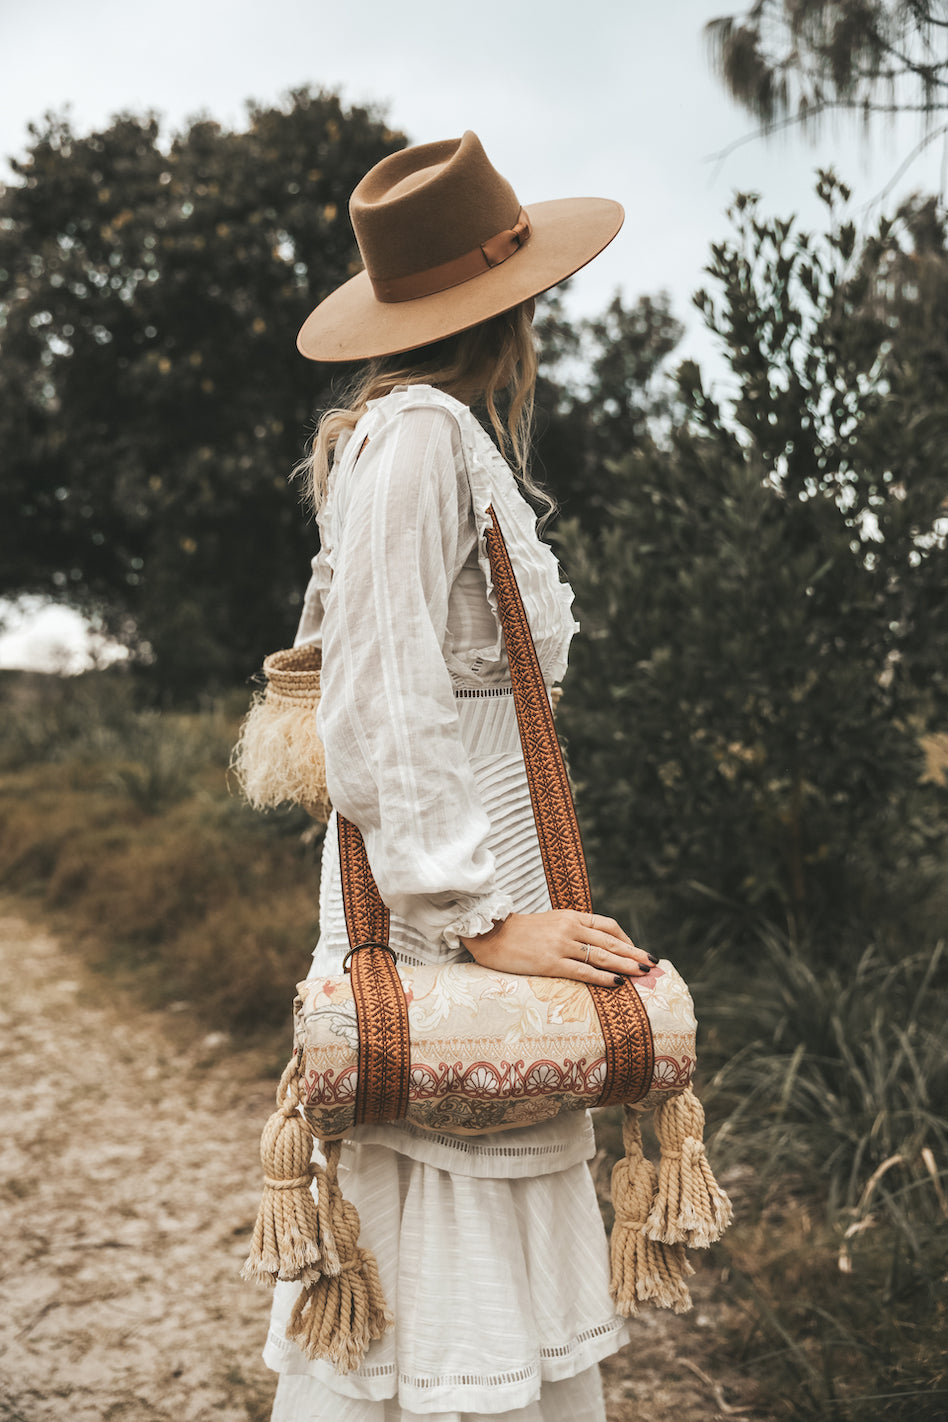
[483,507,591,911]
[348,944,412,1124]
[338,813,390,947]
[337,815,411,1125]
[592,973,655,1106]
[484,507,654,1106]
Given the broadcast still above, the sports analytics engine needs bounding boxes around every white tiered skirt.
[264,694,632,1418]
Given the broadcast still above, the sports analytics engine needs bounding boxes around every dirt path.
[0,908,764,1421]
[0,908,276,1422]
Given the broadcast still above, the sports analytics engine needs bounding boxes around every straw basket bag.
[231,645,331,824]
[239,508,731,1375]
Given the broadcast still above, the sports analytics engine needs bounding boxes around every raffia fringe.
[230,646,331,823]
[241,1056,393,1373]
[609,1088,732,1316]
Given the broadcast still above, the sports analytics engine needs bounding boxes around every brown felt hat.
[297,131,624,362]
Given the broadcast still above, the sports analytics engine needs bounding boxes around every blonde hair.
[296,301,554,525]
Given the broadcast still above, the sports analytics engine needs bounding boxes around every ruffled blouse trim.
[441,891,515,952]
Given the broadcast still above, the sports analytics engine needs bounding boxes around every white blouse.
[294,384,579,952]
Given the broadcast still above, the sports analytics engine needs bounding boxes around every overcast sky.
[2,0,946,667]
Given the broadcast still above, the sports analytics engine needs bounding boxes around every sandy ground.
[0,907,766,1422]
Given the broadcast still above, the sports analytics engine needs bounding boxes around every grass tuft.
[701,928,948,1420]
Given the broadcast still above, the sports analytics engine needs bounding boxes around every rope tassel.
[288,1242,393,1372]
[241,1060,324,1287]
[645,1088,733,1248]
[609,1107,694,1314]
[242,1055,393,1373]
[287,1139,393,1371]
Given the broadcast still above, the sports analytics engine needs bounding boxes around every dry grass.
[0,671,321,1039]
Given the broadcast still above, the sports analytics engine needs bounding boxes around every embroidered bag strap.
[336,506,653,1114]
[337,815,411,1124]
[483,507,653,1108]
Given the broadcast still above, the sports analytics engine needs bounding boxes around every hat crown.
[350,132,521,285]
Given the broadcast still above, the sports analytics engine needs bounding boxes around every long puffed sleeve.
[317,402,514,949]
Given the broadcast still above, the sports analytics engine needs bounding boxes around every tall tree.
[0,91,404,697]
[534,290,684,527]
[556,174,948,947]
[706,1,948,132]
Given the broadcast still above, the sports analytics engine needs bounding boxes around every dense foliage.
[557,176,948,944]
[533,289,684,526]
[0,91,404,696]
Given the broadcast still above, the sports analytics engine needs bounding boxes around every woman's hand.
[460,911,657,987]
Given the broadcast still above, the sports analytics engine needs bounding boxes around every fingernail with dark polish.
[648,953,659,964]
[613,975,624,987]
[639,963,651,973]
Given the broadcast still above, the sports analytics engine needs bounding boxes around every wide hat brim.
[297,195,624,363]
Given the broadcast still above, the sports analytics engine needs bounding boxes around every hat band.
[371,208,532,304]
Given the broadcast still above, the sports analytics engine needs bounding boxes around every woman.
[265,132,654,1422]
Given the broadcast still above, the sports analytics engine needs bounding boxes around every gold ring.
[583,944,591,965]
